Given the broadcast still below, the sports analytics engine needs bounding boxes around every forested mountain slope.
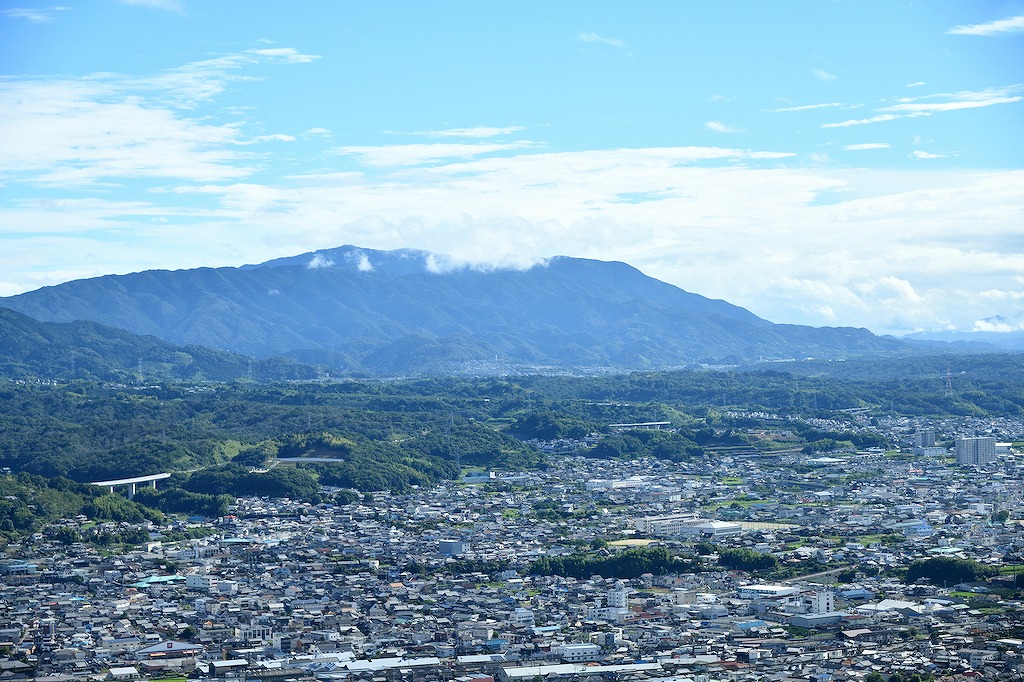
[2,245,912,374]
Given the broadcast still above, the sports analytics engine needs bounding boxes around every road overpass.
[91,472,172,498]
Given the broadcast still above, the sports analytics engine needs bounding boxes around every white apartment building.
[955,436,996,466]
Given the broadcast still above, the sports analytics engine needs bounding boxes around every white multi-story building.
[185,574,217,592]
[588,582,632,623]
[240,624,273,643]
[809,590,835,614]
[508,607,535,627]
[634,514,742,538]
[607,582,628,609]
[955,436,996,466]
[559,643,601,663]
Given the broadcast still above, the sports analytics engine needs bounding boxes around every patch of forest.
[0,351,1020,529]
[0,472,163,543]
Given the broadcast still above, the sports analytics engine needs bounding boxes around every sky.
[1,0,1022,336]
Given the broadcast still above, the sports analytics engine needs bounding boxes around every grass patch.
[213,439,245,462]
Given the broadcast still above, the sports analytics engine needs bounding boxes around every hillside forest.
[0,351,1022,541]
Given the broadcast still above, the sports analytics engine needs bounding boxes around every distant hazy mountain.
[1,245,914,374]
[901,315,1024,352]
[0,306,317,382]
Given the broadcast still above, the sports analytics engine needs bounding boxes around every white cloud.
[307,253,334,269]
[845,143,890,151]
[823,86,1022,128]
[116,0,184,13]
[235,134,296,145]
[812,68,838,81]
[911,150,946,159]
[2,6,70,22]
[768,102,845,113]
[978,289,1024,301]
[905,82,926,88]
[705,120,742,133]
[414,126,525,138]
[815,305,837,320]
[823,114,899,128]
[248,47,321,64]
[424,254,445,274]
[972,318,1024,332]
[331,141,541,167]
[857,276,923,304]
[947,14,1024,36]
[348,250,374,272]
[143,58,250,108]
[883,89,1022,114]
[0,47,320,187]
[140,49,321,109]
[577,32,627,49]
[0,80,249,185]
[304,128,332,137]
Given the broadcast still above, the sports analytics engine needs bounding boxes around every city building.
[956,436,996,466]
[914,427,946,457]
[438,539,465,556]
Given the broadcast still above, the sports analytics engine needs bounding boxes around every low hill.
[0,306,317,382]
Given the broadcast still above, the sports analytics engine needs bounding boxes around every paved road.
[781,565,853,584]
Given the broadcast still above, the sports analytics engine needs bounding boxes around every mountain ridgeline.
[0,306,317,382]
[1,246,911,375]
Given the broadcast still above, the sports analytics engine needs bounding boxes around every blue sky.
[1,0,1022,335]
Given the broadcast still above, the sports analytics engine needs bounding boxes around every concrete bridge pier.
[91,472,172,498]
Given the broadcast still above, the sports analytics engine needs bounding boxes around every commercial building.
[558,643,601,663]
[736,584,801,600]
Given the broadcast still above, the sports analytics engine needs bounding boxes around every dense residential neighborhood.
[1,414,1023,682]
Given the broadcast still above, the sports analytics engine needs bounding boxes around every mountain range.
[0,245,929,375]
